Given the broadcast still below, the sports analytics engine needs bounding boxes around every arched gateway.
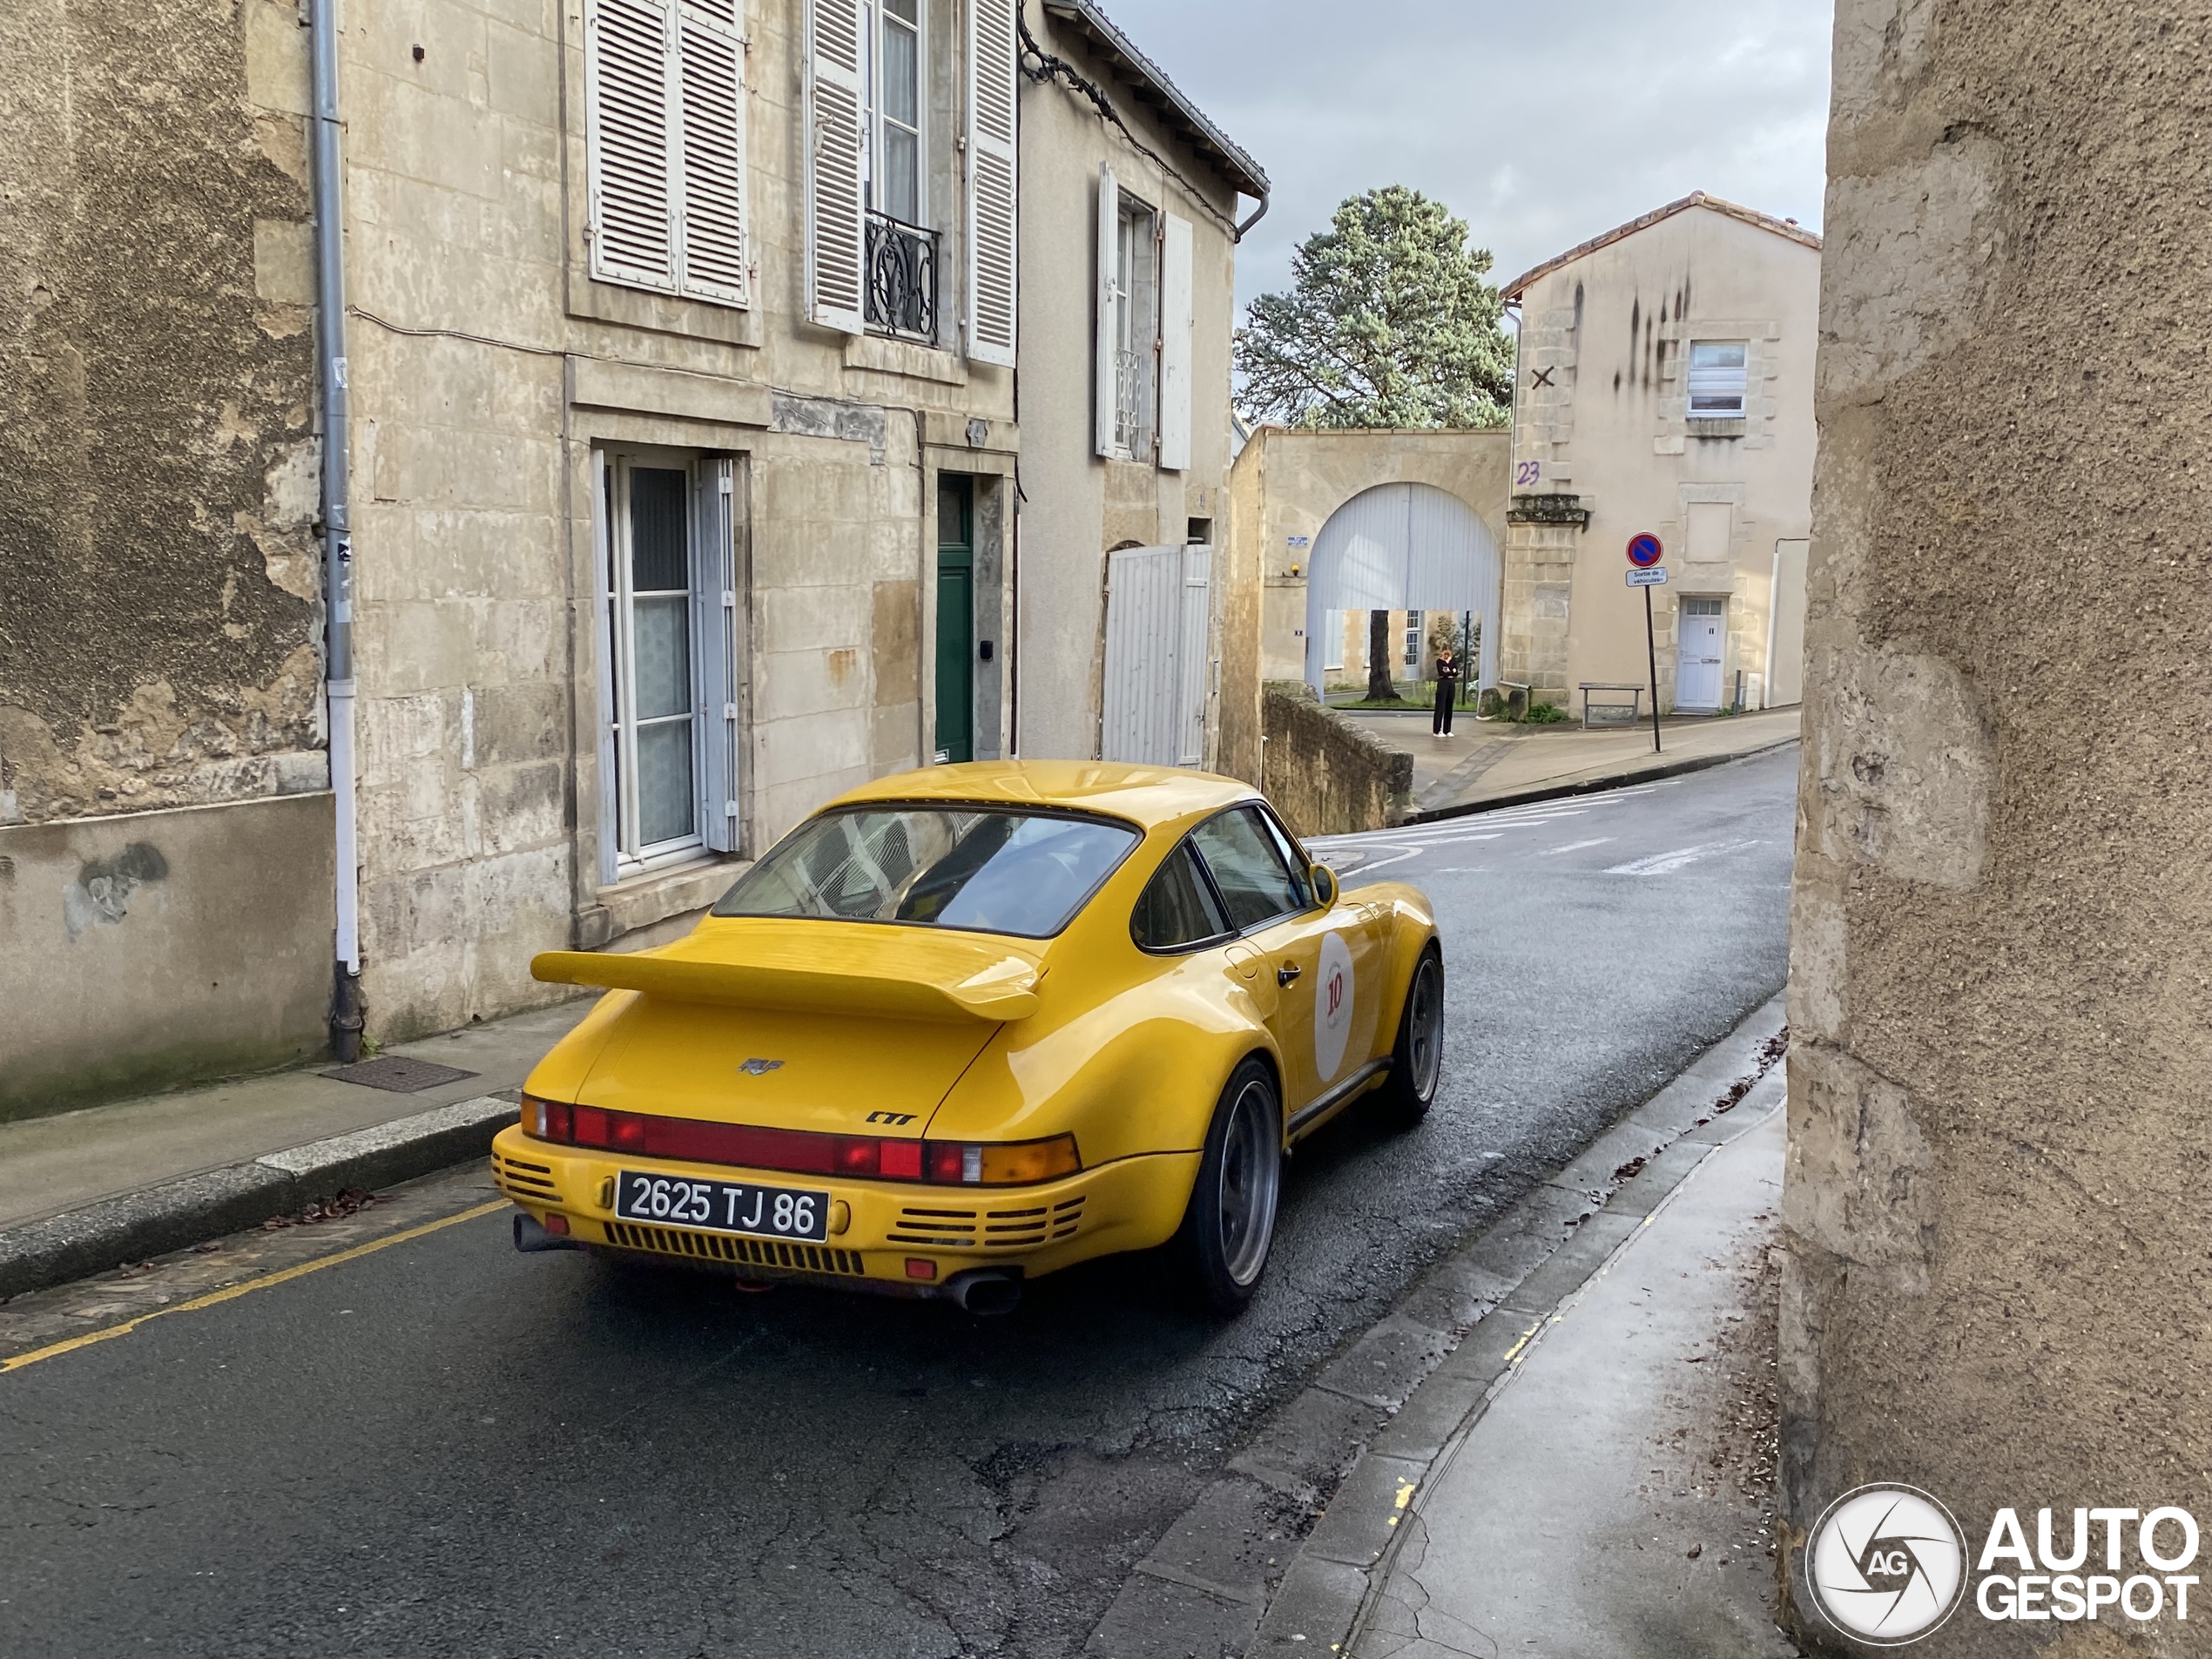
[1302,482,1502,695]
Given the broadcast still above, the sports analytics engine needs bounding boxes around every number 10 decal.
[1313,931,1356,1083]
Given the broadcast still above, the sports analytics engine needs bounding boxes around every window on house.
[866,0,923,225]
[1687,341,1749,419]
[1324,610,1345,672]
[1112,198,1158,457]
[583,0,749,306]
[600,455,740,877]
[1404,611,1422,671]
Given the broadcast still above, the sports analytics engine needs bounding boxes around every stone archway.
[1302,482,1502,694]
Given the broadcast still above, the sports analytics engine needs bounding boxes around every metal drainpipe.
[1233,189,1269,243]
[311,0,364,1060]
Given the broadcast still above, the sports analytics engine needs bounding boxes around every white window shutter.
[804,0,867,334]
[1095,163,1119,458]
[965,0,1018,367]
[585,0,678,292]
[692,459,742,853]
[676,1,749,306]
[1157,212,1193,471]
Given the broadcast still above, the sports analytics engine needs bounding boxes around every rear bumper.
[489,1123,1195,1290]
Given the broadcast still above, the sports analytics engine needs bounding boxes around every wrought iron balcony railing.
[865,211,937,345]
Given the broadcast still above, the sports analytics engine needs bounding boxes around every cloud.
[1077,0,1834,312]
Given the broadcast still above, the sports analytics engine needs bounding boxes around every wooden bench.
[1579,683,1644,730]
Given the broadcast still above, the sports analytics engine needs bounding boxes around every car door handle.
[1278,962,1302,988]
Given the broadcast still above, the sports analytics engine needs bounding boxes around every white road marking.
[1604,839,1761,876]
[1539,838,1615,857]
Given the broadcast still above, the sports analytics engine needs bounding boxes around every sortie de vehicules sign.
[1627,533,1665,753]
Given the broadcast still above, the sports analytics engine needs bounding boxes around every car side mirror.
[1311,865,1338,907]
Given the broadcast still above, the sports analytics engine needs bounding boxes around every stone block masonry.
[1781,2,2212,1649]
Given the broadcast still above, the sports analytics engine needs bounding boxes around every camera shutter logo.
[1806,1485,1968,1645]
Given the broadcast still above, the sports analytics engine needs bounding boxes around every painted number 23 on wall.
[1514,461,1541,487]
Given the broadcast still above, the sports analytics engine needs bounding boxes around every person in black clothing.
[1432,644,1461,735]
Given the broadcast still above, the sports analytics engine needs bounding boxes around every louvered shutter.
[586,0,678,291]
[1095,164,1119,458]
[805,0,867,334]
[676,0,749,305]
[1157,212,1193,470]
[691,458,742,853]
[966,0,1019,367]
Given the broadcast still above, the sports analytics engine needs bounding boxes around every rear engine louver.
[602,1221,866,1277]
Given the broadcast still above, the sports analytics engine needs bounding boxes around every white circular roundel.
[1805,1484,1967,1646]
[1313,931,1355,1083]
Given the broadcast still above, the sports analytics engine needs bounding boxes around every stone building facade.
[1,0,340,1116]
[1501,196,1818,718]
[1014,1,1263,773]
[0,0,1259,1115]
[1782,0,2212,1646]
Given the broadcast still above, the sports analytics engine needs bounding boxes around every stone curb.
[1082,994,1789,1659]
[0,1092,520,1302]
[1403,734,1800,824]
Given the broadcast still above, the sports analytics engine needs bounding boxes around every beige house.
[1501,193,1819,717]
[1014,2,1265,772]
[0,0,1254,1116]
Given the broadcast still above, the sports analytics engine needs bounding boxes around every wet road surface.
[0,746,1798,1659]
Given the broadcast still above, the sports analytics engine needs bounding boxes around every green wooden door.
[934,477,974,764]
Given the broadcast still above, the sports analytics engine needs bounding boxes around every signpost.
[1626,535,1665,753]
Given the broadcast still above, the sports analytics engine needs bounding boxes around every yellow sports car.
[492,761,1443,1315]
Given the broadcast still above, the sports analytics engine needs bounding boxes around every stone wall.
[1260,685,1411,839]
[1782,0,2212,1645]
[0,0,336,1104]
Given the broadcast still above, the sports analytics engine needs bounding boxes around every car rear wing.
[530,931,1041,1024]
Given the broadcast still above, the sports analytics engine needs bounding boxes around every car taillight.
[976,1136,1082,1185]
[520,1098,1081,1187]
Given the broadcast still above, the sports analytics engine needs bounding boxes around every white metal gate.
[1103,544,1211,766]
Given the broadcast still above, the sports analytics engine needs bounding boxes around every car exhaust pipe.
[942,1269,1022,1317]
[513,1213,583,1253]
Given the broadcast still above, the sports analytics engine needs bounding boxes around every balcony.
[866,211,937,345]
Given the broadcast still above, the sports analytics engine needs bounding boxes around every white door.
[1676,597,1725,710]
[1103,545,1211,765]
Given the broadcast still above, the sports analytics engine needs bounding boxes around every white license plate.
[612,1170,830,1242]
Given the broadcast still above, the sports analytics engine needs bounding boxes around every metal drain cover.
[321,1055,480,1094]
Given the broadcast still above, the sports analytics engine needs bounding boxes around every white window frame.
[1403,611,1421,671]
[863,0,926,226]
[601,453,711,879]
[1110,196,1158,459]
[1686,340,1749,420]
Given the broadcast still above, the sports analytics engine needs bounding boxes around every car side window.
[1255,808,1316,909]
[1189,806,1305,932]
[1130,840,1231,952]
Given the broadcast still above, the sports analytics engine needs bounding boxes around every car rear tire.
[1171,1058,1284,1317]
[1375,946,1444,1130]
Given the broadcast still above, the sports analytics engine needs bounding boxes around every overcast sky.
[1091,0,1835,314]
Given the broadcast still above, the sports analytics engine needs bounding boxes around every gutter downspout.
[1233,190,1268,243]
[311,0,363,1061]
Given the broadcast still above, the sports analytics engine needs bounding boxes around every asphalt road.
[0,746,1798,1659]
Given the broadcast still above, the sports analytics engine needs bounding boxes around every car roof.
[827,760,1258,832]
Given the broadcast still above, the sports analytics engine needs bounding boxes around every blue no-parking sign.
[1627,532,1664,569]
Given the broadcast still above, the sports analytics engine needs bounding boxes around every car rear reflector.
[517,1096,1079,1188]
[906,1258,937,1281]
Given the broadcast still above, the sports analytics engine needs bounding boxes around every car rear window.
[713,806,1140,939]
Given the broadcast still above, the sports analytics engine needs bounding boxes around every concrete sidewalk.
[1351,1103,1795,1658]
[0,997,591,1298]
[1334,705,1801,818]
